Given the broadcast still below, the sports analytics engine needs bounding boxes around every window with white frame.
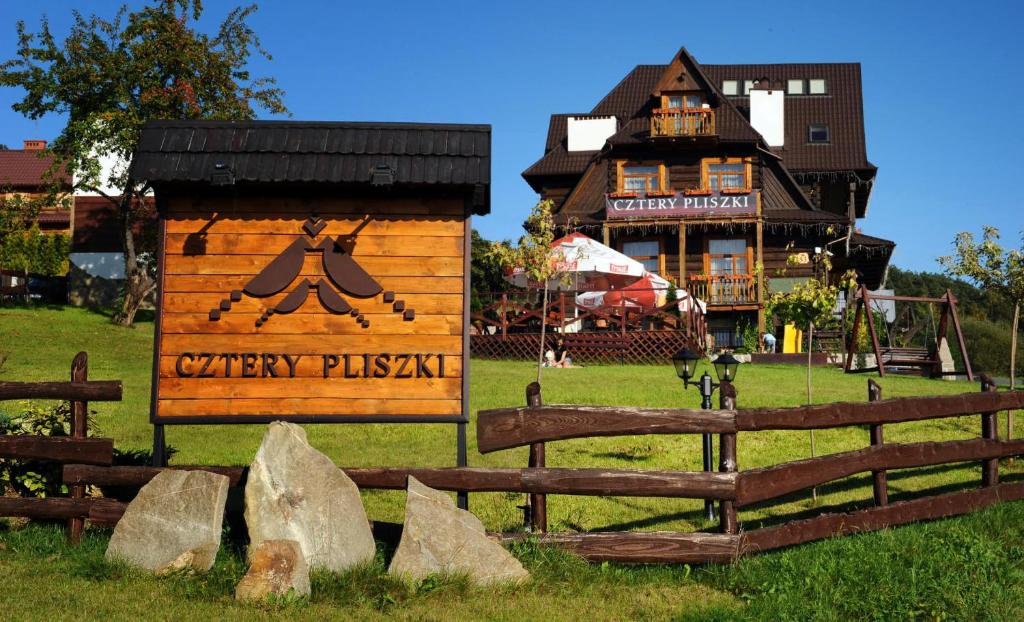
[808,79,827,94]
[722,80,739,96]
[787,79,805,95]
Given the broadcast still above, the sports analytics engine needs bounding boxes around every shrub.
[959,317,1024,379]
[0,400,73,497]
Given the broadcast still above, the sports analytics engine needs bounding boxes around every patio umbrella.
[580,272,706,313]
[504,232,647,291]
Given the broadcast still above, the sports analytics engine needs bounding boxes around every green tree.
[0,0,287,326]
[470,229,510,315]
[488,200,561,384]
[767,253,856,499]
[0,192,70,278]
[940,226,1024,436]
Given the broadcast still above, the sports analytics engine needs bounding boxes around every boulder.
[388,476,529,585]
[244,421,375,572]
[235,539,310,601]
[105,469,229,573]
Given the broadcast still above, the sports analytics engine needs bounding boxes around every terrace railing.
[470,289,708,362]
[650,108,716,138]
[688,274,757,306]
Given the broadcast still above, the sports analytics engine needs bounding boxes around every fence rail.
[0,353,122,542]
[7,355,1024,565]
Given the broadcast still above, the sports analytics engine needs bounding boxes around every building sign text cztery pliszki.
[173,352,448,379]
[605,189,758,220]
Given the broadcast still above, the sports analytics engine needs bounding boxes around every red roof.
[0,150,71,188]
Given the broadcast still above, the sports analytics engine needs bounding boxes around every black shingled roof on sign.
[130,120,491,214]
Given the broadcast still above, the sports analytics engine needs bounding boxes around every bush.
[0,400,73,497]
[959,317,1024,379]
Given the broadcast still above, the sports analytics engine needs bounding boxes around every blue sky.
[1,0,1021,273]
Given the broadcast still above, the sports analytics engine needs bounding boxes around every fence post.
[559,292,566,331]
[718,381,738,535]
[981,374,999,487]
[526,382,547,533]
[68,351,88,544]
[868,379,888,506]
[500,292,508,340]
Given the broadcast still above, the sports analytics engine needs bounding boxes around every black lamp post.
[672,348,741,521]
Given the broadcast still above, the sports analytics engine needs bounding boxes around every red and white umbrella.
[577,272,705,313]
[505,232,646,290]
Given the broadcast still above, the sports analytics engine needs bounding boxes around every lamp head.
[712,352,741,383]
[672,347,701,382]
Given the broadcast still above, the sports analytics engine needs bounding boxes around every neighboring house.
[0,140,72,298]
[0,137,155,307]
[0,139,72,234]
[522,46,894,347]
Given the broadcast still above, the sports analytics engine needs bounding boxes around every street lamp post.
[672,348,741,522]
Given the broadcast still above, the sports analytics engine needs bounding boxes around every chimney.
[23,139,46,150]
[566,116,617,152]
[748,79,784,147]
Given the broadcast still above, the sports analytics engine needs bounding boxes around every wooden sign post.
[131,120,490,507]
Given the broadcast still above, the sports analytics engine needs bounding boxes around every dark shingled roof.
[849,231,895,248]
[0,149,71,188]
[525,58,875,188]
[130,120,491,214]
[702,63,874,172]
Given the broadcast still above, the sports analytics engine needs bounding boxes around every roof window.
[808,124,830,143]
[808,79,827,95]
[722,80,739,96]
[786,79,805,95]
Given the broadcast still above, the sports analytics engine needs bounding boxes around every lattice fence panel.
[471,330,700,366]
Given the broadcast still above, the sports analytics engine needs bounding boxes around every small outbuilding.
[130,120,490,428]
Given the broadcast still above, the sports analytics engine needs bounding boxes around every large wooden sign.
[605,190,759,220]
[151,195,468,424]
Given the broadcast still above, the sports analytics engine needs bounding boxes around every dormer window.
[650,94,715,138]
[808,124,830,143]
[615,161,669,196]
[664,94,703,110]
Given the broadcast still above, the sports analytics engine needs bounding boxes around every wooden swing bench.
[844,286,974,380]
[878,346,937,368]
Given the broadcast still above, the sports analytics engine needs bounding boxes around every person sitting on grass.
[553,338,574,368]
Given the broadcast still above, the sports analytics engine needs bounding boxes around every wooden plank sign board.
[151,195,470,423]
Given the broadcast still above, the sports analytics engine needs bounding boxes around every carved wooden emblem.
[208,215,414,328]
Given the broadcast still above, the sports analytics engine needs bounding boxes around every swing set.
[844,285,974,380]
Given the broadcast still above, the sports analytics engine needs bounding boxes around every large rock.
[105,469,229,573]
[388,476,529,585]
[244,421,375,572]
[235,539,310,601]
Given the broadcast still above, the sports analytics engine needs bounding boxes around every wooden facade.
[154,194,469,421]
[523,47,894,348]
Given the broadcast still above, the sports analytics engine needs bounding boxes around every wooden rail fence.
[5,356,1024,564]
[0,352,123,542]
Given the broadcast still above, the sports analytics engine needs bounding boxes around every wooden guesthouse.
[522,47,894,348]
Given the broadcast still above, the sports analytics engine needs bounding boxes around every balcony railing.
[650,108,716,138]
[688,274,756,306]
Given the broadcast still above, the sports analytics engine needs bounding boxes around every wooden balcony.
[650,108,716,138]
[688,274,757,307]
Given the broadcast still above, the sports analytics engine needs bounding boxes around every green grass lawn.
[2,305,1024,621]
